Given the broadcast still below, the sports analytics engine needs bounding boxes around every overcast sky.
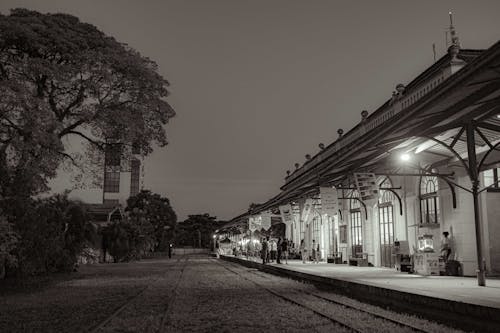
[2,1,500,221]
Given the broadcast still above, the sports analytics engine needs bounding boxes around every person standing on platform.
[311,240,317,264]
[168,243,172,259]
[261,237,269,264]
[276,237,285,264]
[300,239,307,264]
[281,238,289,264]
[441,232,451,262]
[270,238,277,263]
[314,242,320,264]
[276,237,283,264]
[246,238,252,260]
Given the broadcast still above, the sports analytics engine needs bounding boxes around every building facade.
[219,37,500,284]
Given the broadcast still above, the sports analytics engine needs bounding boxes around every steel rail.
[226,261,434,333]
[86,256,188,333]
[157,256,190,332]
[249,271,430,333]
[247,268,430,333]
[213,259,362,333]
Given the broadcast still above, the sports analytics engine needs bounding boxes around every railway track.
[215,259,435,333]
[158,256,190,331]
[87,256,189,333]
[249,268,433,333]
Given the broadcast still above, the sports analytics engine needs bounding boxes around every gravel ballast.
[0,255,467,332]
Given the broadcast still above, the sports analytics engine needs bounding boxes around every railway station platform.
[220,255,500,332]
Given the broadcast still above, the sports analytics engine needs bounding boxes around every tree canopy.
[126,190,177,251]
[174,214,226,248]
[0,9,175,197]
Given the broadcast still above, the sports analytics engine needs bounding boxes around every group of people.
[260,237,290,264]
[299,239,320,264]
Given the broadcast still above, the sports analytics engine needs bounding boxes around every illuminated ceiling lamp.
[400,153,411,162]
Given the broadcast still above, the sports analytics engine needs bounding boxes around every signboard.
[261,212,272,231]
[248,216,260,232]
[300,198,313,225]
[354,172,379,201]
[320,187,338,217]
[279,204,294,226]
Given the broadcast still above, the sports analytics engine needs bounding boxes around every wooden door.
[379,205,395,267]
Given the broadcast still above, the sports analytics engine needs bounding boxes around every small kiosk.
[413,234,441,276]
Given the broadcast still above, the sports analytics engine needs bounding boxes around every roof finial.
[448,11,460,48]
[447,11,463,63]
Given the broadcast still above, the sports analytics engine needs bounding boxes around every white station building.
[218,29,500,286]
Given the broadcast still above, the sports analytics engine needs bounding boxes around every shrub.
[102,221,133,263]
[101,214,155,262]
[4,194,96,276]
[0,215,19,278]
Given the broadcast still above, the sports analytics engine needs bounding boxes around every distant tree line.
[173,214,226,248]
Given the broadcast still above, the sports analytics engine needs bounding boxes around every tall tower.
[102,140,143,206]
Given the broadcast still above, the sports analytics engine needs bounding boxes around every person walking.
[300,239,307,264]
[277,237,282,264]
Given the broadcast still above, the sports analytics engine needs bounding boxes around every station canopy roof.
[228,40,500,223]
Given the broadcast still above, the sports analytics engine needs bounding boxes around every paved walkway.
[231,256,500,309]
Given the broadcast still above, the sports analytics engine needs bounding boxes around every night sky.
[2,0,500,221]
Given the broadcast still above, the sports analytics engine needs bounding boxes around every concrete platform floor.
[231,256,500,309]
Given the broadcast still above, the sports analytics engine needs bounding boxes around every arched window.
[350,191,362,256]
[419,176,440,225]
[484,167,500,189]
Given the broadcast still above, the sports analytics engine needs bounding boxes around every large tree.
[0,9,175,198]
[126,190,177,251]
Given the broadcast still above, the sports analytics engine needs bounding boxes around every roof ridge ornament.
[447,11,463,63]
[449,11,460,49]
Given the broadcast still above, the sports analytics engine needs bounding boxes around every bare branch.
[63,130,105,149]
[58,119,88,137]
[57,151,79,167]
[61,84,86,120]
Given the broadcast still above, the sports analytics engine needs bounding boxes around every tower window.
[130,159,141,196]
[104,171,120,193]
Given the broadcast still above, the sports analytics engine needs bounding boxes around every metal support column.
[466,123,486,286]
